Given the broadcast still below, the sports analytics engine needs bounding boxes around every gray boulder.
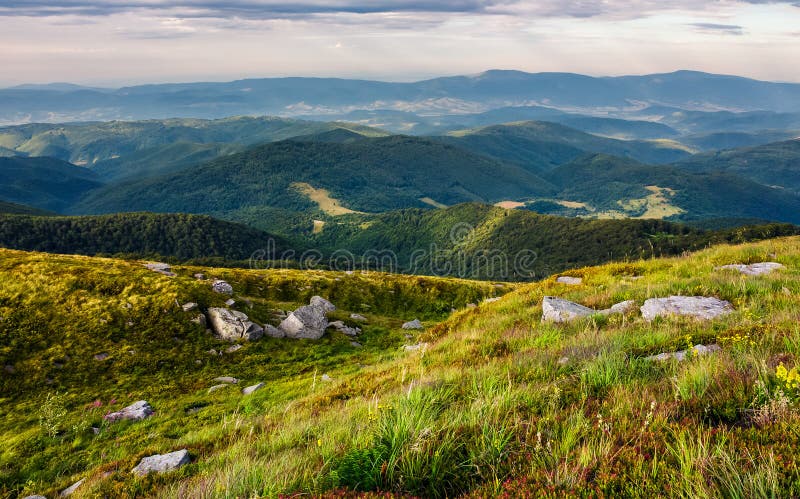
[402,319,424,330]
[328,320,361,336]
[207,308,264,341]
[242,383,265,395]
[556,276,583,285]
[143,263,175,277]
[279,305,328,339]
[212,376,239,384]
[641,296,734,321]
[60,478,85,497]
[646,344,722,362]
[601,300,638,315]
[211,280,233,294]
[105,400,154,422]
[717,262,784,276]
[541,297,595,323]
[264,324,286,339]
[207,384,228,393]
[310,296,336,312]
[182,302,198,312]
[132,449,190,476]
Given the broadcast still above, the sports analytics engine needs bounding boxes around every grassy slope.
[3,238,800,496]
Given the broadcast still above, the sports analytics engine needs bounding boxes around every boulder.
[190,314,207,327]
[646,344,722,362]
[350,313,368,322]
[132,449,190,476]
[483,297,501,304]
[264,324,285,339]
[640,296,734,321]
[403,343,429,352]
[105,400,154,422]
[211,280,233,294]
[144,263,175,277]
[279,305,328,340]
[212,376,239,384]
[310,296,336,312]
[556,276,583,285]
[207,308,264,341]
[242,383,264,395]
[600,300,638,315]
[402,319,424,330]
[182,302,198,312]
[60,478,85,497]
[225,298,236,307]
[541,297,595,323]
[717,262,784,276]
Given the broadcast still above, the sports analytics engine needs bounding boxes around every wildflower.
[317,439,322,447]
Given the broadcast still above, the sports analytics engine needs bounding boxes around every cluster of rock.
[542,295,733,324]
[646,344,722,362]
[143,262,176,277]
[716,262,784,276]
[541,297,636,323]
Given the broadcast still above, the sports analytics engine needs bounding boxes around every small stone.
[558,356,570,365]
[5,364,16,373]
[207,349,218,355]
[105,401,154,422]
[225,299,236,307]
[226,344,242,354]
[132,449,190,476]
[195,359,202,365]
[190,314,207,327]
[646,344,722,362]
[213,376,239,384]
[212,280,234,294]
[402,319,424,330]
[264,324,285,339]
[403,343,428,352]
[208,384,228,393]
[600,300,637,315]
[60,478,85,496]
[23,495,47,499]
[321,374,333,382]
[350,313,368,322]
[783,287,792,296]
[466,303,477,309]
[182,302,198,312]
[556,276,583,285]
[144,262,175,277]
[242,383,264,395]
[483,297,501,303]
[350,341,363,348]
[93,353,109,361]
[194,273,205,280]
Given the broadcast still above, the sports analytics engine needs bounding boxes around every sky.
[0,0,799,87]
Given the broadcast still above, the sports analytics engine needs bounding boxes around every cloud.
[0,0,797,20]
[690,22,745,35]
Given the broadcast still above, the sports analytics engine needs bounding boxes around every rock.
[207,308,264,341]
[194,273,205,280]
[328,320,361,336]
[60,478,85,496]
[264,324,285,339]
[640,296,734,321]
[182,302,198,312]
[600,300,638,315]
[321,374,333,382]
[226,344,242,354]
[350,313,368,322]
[225,298,236,307]
[350,341,363,348]
[483,297,501,304]
[190,314,207,327]
[541,297,595,323]
[213,376,239,384]
[646,344,722,362]
[402,319,424,330]
[207,349,219,356]
[23,495,47,499]
[144,262,175,277]
[208,384,228,393]
[558,356,570,365]
[557,276,583,285]
[279,305,328,340]
[466,303,477,309]
[93,352,109,361]
[310,295,336,312]
[105,400,154,422]
[783,287,792,296]
[329,320,345,329]
[211,280,233,294]
[242,383,264,395]
[403,343,428,352]
[717,262,785,276]
[132,449,190,476]
[4,364,15,373]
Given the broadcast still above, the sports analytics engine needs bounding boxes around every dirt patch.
[494,200,526,209]
[291,182,364,216]
[420,197,448,209]
[312,220,326,234]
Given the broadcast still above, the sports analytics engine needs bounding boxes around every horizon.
[1,1,799,87]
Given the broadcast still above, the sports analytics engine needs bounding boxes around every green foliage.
[0,156,102,212]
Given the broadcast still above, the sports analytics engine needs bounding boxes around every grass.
[3,236,800,497]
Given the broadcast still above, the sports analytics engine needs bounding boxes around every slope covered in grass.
[3,238,800,497]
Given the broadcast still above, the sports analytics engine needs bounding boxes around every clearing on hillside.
[291,182,364,216]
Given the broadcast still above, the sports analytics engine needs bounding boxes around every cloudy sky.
[1,0,799,86]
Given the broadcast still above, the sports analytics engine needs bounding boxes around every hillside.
[546,154,800,223]
[676,139,800,193]
[72,136,556,215]
[0,212,294,262]
[2,237,800,497]
[0,200,54,216]
[0,156,103,212]
[437,121,692,172]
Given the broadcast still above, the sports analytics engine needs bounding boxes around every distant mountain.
[72,136,556,215]
[548,153,800,223]
[0,156,103,212]
[3,70,800,124]
[650,109,800,134]
[680,131,799,152]
[676,139,800,192]
[0,200,54,216]
[0,212,293,261]
[436,121,691,173]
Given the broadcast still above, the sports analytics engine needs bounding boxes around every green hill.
[547,153,800,223]
[0,212,294,262]
[72,136,556,215]
[437,121,692,172]
[676,139,800,193]
[2,237,800,497]
[0,200,54,216]
[0,156,103,212]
